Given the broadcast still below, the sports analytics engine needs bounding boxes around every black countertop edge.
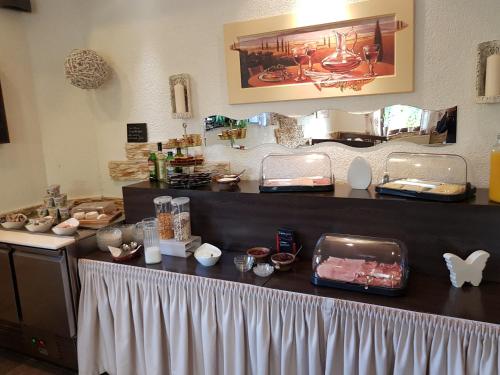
[82,250,500,325]
[123,180,500,208]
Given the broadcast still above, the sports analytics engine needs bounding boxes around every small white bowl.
[1,214,28,229]
[253,263,274,277]
[52,218,79,236]
[25,216,54,233]
[1,219,27,230]
[194,243,222,267]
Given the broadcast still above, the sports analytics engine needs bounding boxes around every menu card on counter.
[127,123,148,143]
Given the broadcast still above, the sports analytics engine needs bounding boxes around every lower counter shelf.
[83,250,500,325]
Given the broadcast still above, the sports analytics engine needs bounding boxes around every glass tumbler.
[153,196,173,240]
[142,217,162,264]
[172,197,191,241]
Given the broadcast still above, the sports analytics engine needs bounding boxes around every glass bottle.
[156,142,167,182]
[148,150,157,181]
[174,147,184,173]
[489,134,500,203]
[166,151,175,178]
[141,217,162,264]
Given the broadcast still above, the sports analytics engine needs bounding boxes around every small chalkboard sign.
[127,123,148,143]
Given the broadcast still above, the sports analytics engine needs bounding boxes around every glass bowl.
[253,263,274,277]
[234,255,254,272]
[96,227,123,252]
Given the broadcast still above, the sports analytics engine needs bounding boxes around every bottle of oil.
[148,150,157,181]
[156,142,167,182]
[489,134,500,203]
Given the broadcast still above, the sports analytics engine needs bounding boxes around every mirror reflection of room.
[204,105,457,149]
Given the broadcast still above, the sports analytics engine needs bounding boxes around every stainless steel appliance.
[0,231,96,370]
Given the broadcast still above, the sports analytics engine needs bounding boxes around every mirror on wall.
[204,105,457,149]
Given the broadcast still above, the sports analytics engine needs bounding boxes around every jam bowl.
[246,247,270,263]
[271,252,296,272]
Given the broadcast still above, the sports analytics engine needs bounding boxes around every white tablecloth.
[77,259,500,375]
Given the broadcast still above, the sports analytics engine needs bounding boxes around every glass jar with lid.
[172,197,191,241]
[153,196,174,240]
[312,233,409,296]
[376,152,476,201]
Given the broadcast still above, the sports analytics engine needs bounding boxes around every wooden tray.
[78,210,123,229]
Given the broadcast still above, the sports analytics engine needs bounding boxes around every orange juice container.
[489,134,500,203]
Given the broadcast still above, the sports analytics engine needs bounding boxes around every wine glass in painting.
[363,44,380,77]
[291,46,308,81]
[305,42,318,71]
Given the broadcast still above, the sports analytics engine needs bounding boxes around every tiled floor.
[0,348,76,375]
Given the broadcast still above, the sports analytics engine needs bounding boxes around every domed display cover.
[259,152,334,192]
[311,233,409,296]
[375,152,476,202]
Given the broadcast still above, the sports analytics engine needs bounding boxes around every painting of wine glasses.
[224,0,414,104]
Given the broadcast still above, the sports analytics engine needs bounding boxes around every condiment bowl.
[246,247,270,263]
[194,243,222,267]
[25,216,54,233]
[234,254,254,272]
[52,218,79,236]
[1,214,28,229]
[253,263,274,277]
[271,252,296,271]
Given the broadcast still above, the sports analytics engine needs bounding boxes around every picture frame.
[0,81,10,144]
[223,0,414,104]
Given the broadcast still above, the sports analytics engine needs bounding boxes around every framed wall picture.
[0,82,9,144]
[224,0,414,104]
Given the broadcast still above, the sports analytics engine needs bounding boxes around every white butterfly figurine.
[443,250,490,288]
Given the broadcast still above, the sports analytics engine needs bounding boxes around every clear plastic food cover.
[311,233,409,296]
[376,152,475,201]
[259,152,334,192]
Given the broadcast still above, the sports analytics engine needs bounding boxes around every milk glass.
[142,217,162,264]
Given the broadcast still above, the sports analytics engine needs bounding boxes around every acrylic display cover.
[375,152,476,202]
[311,233,409,296]
[259,152,334,192]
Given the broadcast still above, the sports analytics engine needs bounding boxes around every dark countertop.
[125,180,499,207]
[83,250,500,325]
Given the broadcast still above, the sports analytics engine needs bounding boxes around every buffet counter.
[78,251,500,375]
[0,228,76,249]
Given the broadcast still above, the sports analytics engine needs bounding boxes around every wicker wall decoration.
[64,49,111,89]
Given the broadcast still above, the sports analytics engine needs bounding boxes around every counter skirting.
[77,259,500,375]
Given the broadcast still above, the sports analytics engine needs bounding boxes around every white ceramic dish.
[194,243,222,266]
[253,263,274,277]
[52,218,79,236]
[25,216,54,233]
[1,214,28,229]
[1,219,27,230]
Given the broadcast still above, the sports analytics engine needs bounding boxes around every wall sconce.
[169,73,193,119]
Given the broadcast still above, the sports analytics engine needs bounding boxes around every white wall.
[0,10,47,212]
[1,0,500,208]
[82,0,500,193]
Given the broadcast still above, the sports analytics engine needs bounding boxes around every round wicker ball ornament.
[64,49,111,89]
